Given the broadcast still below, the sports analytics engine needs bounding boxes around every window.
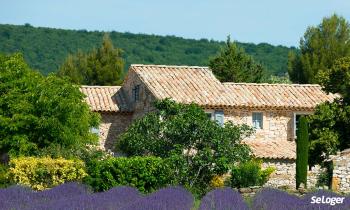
[206,112,213,120]
[294,113,309,138]
[214,110,224,127]
[90,127,100,136]
[132,85,140,101]
[205,110,224,127]
[252,112,263,129]
[205,110,214,120]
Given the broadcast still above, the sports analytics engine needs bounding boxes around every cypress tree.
[296,116,309,189]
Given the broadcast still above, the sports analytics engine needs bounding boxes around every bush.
[0,184,194,210]
[0,164,11,188]
[210,175,225,188]
[199,187,249,210]
[117,99,253,195]
[252,188,303,210]
[230,159,274,188]
[8,157,87,190]
[124,186,194,210]
[84,156,173,193]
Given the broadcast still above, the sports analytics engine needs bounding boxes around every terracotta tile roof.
[80,86,129,112]
[130,64,234,107]
[81,65,339,112]
[243,140,296,160]
[224,83,339,111]
[130,65,337,110]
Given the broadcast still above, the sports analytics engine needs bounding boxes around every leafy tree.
[57,34,124,85]
[288,14,350,84]
[309,57,350,165]
[296,116,309,189]
[116,99,253,193]
[318,57,350,103]
[0,23,294,76]
[309,102,341,165]
[0,53,100,157]
[264,74,292,84]
[209,37,265,83]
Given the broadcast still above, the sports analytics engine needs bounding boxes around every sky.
[1,0,350,47]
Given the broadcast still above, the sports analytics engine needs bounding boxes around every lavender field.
[1,183,350,210]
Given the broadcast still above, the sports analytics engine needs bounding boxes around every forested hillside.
[0,23,296,75]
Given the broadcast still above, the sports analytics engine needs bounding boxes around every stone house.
[80,64,338,188]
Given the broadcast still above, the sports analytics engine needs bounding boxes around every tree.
[288,14,350,84]
[296,116,309,189]
[264,74,292,84]
[309,57,350,165]
[57,34,124,85]
[209,36,265,83]
[116,99,253,193]
[0,53,100,157]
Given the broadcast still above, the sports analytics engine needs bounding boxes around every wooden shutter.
[214,110,224,127]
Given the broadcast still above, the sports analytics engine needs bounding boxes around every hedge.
[231,159,275,188]
[84,156,173,193]
[8,157,87,190]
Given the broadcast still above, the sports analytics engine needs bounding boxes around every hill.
[0,23,297,75]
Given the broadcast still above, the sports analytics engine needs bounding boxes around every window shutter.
[252,112,263,129]
[214,110,224,127]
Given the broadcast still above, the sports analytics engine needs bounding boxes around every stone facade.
[223,109,312,142]
[262,159,323,188]
[96,70,158,151]
[331,150,350,193]
[121,69,157,120]
[98,112,133,151]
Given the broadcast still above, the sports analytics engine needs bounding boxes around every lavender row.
[1,183,350,210]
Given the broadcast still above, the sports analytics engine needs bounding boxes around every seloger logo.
[311,196,345,206]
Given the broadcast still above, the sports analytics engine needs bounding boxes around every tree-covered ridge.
[0,23,296,75]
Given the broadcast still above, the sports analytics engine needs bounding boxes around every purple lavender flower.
[27,186,142,210]
[124,186,193,210]
[0,185,34,210]
[32,182,90,201]
[199,187,249,210]
[252,188,303,210]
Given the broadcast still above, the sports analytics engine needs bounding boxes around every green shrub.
[0,164,11,188]
[8,157,87,190]
[84,156,173,193]
[230,160,274,188]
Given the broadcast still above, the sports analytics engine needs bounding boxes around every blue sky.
[1,0,349,47]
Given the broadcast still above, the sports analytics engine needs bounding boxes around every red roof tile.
[130,64,234,107]
[243,140,296,160]
[224,83,338,111]
[80,86,129,112]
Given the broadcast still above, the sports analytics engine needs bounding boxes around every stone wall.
[98,112,133,151]
[262,158,322,189]
[331,149,350,193]
[121,68,157,120]
[224,109,312,141]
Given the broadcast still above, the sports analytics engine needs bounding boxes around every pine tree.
[209,36,265,83]
[296,116,309,189]
[288,14,350,84]
[58,34,124,85]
